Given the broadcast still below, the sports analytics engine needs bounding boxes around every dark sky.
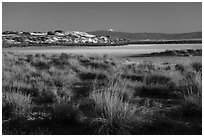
[2,2,202,33]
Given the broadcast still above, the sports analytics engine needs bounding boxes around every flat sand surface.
[3,44,202,57]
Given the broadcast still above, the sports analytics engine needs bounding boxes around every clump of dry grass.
[175,73,202,117]
[87,78,154,134]
[183,73,202,112]
[49,95,78,123]
[3,91,33,120]
[191,62,202,72]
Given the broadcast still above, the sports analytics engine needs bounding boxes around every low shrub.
[31,61,50,70]
[33,84,58,104]
[145,74,171,85]
[80,59,110,70]
[87,80,154,134]
[191,62,202,72]
[3,92,33,120]
[121,74,144,82]
[49,96,78,124]
[71,81,93,98]
[137,62,155,71]
[78,72,107,81]
[175,73,202,117]
[175,64,185,72]
[137,84,177,99]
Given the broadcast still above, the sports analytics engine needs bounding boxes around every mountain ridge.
[89,31,202,40]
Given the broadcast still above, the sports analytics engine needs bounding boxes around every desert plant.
[49,95,78,124]
[175,73,202,117]
[175,64,185,72]
[88,79,154,134]
[137,84,177,99]
[191,62,202,72]
[33,82,58,104]
[183,73,201,110]
[137,62,155,71]
[31,60,50,70]
[145,74,171,85]
[78,71,107,81]
[2,92,33,120]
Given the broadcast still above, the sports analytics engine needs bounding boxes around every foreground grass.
[2,52,202,135]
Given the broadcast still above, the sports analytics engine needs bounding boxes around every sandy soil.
[3,44,202,57]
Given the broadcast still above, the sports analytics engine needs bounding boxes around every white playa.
[3,44,202,56]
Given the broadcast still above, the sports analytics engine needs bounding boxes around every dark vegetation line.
[127,49,202,57]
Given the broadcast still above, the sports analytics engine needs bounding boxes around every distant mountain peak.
[108,29,114,32]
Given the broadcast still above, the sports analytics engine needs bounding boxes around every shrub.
[145,74,171,85]
[2,92,33,120]
[137,62,155,71]
[80,58,110,70]
[191,62,202,72]
[49,56,69,69]
[79,72,107,81]
[25,54,34,62]
[59,53,71,60]
[175,64,185,72]
[49,96,78,124]
[137,84,177,99]
[33,83,58,104]
[175,73,202,117]
[10,81,37,96]
[71,81,93,98]
[87,80,154,134]
[89,91,136,134]
[31,61,50,70]
[121,74,144,82]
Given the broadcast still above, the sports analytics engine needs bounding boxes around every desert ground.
[3,44,201,56]
[2,44,202,135]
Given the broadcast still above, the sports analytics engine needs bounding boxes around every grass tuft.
[3,91,33,120]
[87,80,154,134]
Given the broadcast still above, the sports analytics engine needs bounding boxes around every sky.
[2,2,202,33]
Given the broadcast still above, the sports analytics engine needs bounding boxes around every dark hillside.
[89,31,202,40]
